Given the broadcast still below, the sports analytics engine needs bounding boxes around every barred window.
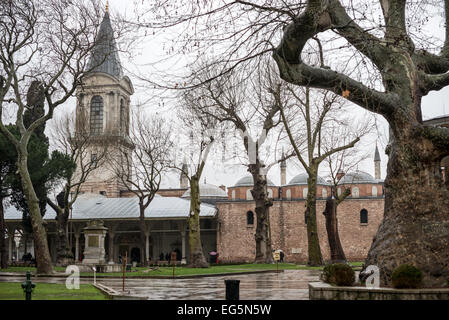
[90,96,103,135]
[360,209,368,224]
[247,211,254,225]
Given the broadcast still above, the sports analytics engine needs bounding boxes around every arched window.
[360,209,368,224]
[286,189,291,200]
[247,211,254,225]
[337,187,342,196]
[120,99,125,133]
[246,189,253,200]
[352,187,360,198]
[90,95,103,135]
[231,190,236,200]
[267,189,273,198]
[322,188,328,198]
[302,188,308,198]
[372,186,378,197]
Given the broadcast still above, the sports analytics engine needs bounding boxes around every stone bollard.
[225,279,240,300]
[21,271,35,300]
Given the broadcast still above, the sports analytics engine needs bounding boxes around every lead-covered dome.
[181,183,228,199]
[288,173,328,186]
[339,171,376,184]
[233,175,275,187]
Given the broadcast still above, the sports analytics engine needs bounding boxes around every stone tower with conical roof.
[74,6,134,197]
[374,142,381,180]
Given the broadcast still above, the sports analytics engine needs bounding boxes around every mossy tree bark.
[188,174,208,268]
[17,150,53,274]
[323,187,349,263]
[273,0,449,286]
[279,87,360,266]
[249,163,274,264]
[0,197,7,269]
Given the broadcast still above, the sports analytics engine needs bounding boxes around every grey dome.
[233,175,275,187]
[339,171,376,184]
[288,173,328,186]
[181,183,228,199]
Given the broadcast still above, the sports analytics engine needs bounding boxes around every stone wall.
[309,282,449,300]
[216,198,384,263]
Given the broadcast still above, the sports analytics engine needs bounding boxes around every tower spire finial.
[105,0,109,13]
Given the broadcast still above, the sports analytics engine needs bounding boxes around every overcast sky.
[50,0,449,189]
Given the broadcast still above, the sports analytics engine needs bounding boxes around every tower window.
[246,211,254,225]
[302,187,308,199]
[246,189,253,200]
[372,186,378,197]
[120,99,126,134]
[360,209,368,224]
[90,95,104,135]
[322,188,328,198]
[352,187,360,198]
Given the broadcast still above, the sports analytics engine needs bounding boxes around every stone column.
[75,233,80,262]
[145,232,150,263]
[108,231,115,264]
[8,234,12,262]
[181,231,187,265]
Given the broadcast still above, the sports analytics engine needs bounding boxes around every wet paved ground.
[0,270,321,300]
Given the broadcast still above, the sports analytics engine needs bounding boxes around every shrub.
[321,263,355,286]
[391,264,422,289]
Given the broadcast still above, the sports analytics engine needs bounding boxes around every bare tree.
[184,61,294,263]
[112,110,174,265]
[45,111,108,265]
[175,90,221,268]
[278,85,373,265]
[322,129,372,263]
[0,0,115,274]
[136,0,449,286]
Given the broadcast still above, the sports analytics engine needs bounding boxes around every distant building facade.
[4,9,449,266]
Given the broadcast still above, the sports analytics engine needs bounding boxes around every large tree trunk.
[139,202,147,266]
[55,207,73,266]
[365,133,449,287]
[305,172,323,266]
[17,152,53,274]
[323,197,346,263]
[188,175,208,268]
[271,0,449,288]
[0,197,8,269]
[249,165,274,264]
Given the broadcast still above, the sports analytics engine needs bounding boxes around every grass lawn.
[0,282,108,300]
[1,262,363,277]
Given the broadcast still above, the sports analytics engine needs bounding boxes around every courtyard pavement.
[0,269,321,300]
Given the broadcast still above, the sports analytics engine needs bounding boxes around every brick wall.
[216,198,384,263]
